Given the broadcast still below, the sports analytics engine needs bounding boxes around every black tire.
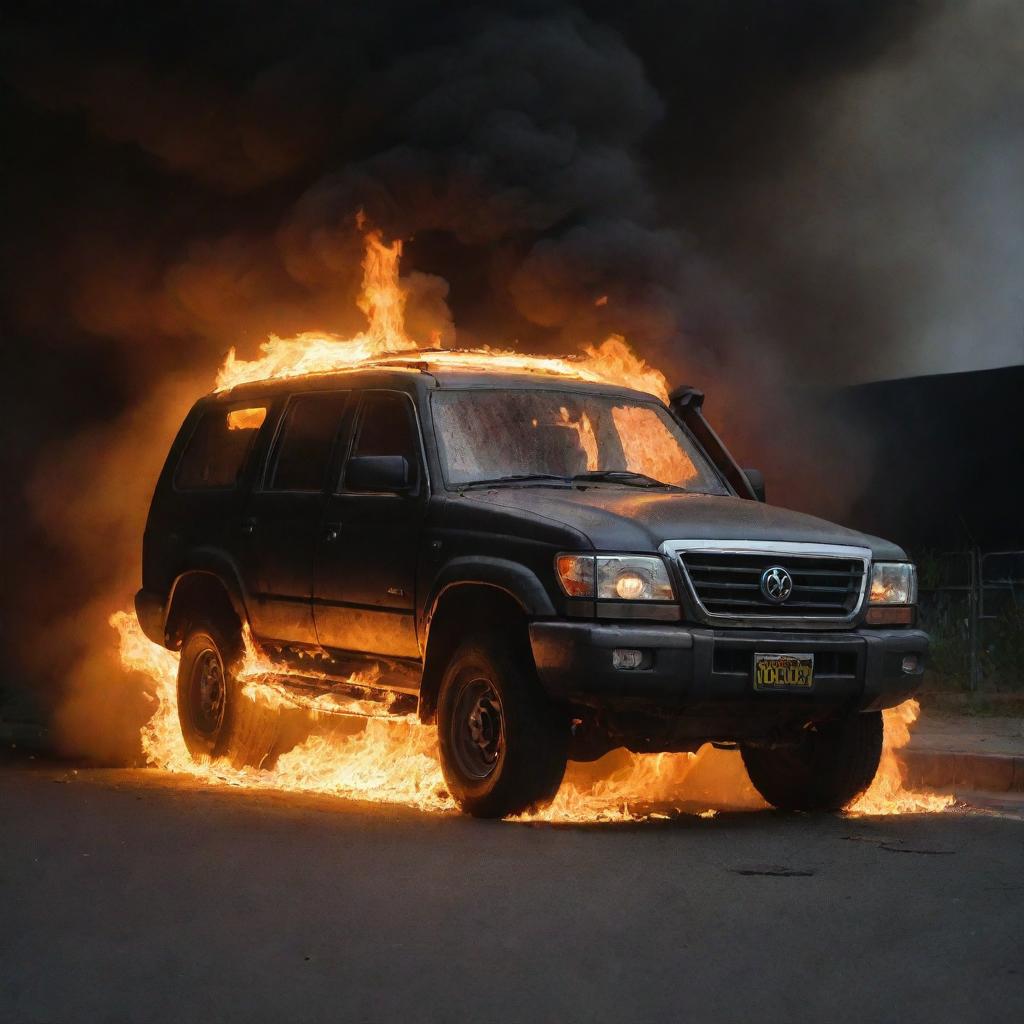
[177,621,279,769]
[741,711,883,812]
[437,633,568,818]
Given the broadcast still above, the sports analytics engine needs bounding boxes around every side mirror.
[346,455,410,493]
[743,468,766,503]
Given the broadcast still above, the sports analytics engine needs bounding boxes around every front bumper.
[529,620,927,713]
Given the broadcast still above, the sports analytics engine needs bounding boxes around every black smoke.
[1,1,1021,741]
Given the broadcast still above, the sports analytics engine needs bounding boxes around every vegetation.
[917,549,1024,692]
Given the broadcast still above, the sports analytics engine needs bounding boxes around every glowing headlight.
[869,562,918,605]
[555,554,675,601]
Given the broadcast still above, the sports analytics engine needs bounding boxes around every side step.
[244,642,422,719]
[259,671,418,719]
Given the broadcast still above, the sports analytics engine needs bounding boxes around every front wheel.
[437,634,568,818]
[741,711,883,811]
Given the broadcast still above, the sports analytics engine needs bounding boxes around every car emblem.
[760,566,793,604]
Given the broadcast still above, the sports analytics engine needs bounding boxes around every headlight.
[555,554,675,601]
[869,562,918,605]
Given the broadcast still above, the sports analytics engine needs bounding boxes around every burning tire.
[177,623,278,768]
[437,634,568,818]
[741,711,883,812]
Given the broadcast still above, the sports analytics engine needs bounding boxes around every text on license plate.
[754,653,814,690]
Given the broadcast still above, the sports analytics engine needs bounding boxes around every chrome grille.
[667,542,870,625]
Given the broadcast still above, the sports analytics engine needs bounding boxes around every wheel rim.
[189,647,227,738]
[450,676,504,780]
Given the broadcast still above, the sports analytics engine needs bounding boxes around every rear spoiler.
[668,385,757,500]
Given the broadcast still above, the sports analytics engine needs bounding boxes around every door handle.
[323,523,342,543]
[242,517,257,535]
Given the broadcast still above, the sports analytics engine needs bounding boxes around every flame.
[217,332,669,403]
[116,606,950,821]
[612,405,698,486]
[115,610,456,811]
[115,221,952,822]
[225,406,267,431]
[113,608,723,820]
[214,226,668,401]
[558,407,599,469]
[848,700,956,815]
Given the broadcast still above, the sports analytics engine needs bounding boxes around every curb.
[902,748,1024,794]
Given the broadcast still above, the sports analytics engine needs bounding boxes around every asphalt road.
[2,761,1022,1024]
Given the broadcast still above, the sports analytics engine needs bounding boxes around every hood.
[462,487,907,560]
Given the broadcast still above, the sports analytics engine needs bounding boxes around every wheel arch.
[422,557,555,622]
[418,581,536,723]
[164,563,247,650]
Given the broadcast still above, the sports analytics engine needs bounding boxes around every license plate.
[754,653,814,691]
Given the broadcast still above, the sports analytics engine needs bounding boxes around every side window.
[266,392,348,492]
[175,404,267,490]
[344,393,421,489]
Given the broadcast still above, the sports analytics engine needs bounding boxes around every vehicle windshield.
[431,388,728,493]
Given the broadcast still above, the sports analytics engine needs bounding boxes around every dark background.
[839,367,1024,552]
[1,1,1021,741]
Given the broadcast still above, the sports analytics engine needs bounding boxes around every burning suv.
[136,358,927,818]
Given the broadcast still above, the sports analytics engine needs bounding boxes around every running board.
[255,669,418,719]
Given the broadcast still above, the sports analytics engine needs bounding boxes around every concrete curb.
[902,748,1024,794]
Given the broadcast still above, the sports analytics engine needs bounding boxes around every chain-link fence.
[917,549,1024,690]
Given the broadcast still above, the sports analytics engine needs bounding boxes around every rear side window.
[175,405,267,490]
[266,392,349,492]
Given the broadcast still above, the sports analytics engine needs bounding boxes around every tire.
[437,633,568,818]
[741,711,883,812]
[176,620,279,769]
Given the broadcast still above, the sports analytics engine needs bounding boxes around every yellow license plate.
[754,653,815,690]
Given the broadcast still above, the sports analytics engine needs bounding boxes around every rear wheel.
[741,711,883,811]
[177,621,278,768]
[437,634,568,818]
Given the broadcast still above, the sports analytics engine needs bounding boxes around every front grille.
[679,550,867,622]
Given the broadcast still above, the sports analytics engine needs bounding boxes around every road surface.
[2,758,1022,1023]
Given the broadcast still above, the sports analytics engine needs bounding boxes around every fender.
[416,558,555,723]
[163,548,252,642]
[421,556,556,634]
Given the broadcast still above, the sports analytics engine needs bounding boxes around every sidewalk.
[904,709,1024,793]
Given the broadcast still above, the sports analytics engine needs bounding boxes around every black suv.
[136,360,927,817]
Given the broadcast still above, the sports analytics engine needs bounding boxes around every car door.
[241,390,351,645]
[313,390,427,659]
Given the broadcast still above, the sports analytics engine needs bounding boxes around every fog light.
[612,648,644,670]
[901,654,920,674]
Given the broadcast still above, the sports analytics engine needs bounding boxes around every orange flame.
[225,407,267,431]
[215,225,668,401]
[116,221,952,821]
[848,700,955,815]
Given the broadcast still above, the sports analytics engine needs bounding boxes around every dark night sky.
[1,1,1022,735]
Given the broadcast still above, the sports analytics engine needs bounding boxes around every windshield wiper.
[461,473,572,489]
[462,470,677,490]
[571,470,674,489]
